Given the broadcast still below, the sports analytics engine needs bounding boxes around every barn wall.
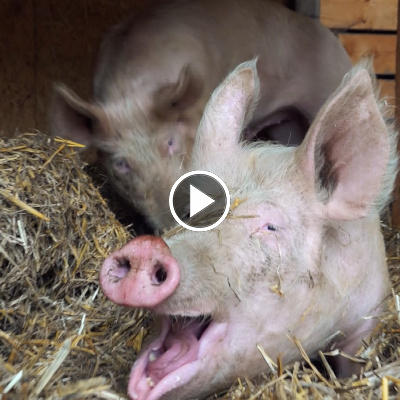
[0,0,161,136]
[0,1,35,136]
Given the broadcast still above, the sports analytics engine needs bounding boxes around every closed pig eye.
[113,158,132,174]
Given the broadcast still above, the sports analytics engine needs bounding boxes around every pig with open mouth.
[51,0,351,230]
[100,60,397,399]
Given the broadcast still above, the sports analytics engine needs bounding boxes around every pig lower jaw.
[128,317,228,400]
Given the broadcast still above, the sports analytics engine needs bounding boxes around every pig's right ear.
[193,59,259,164]
[296,66,393,221]
[50,85,106,148]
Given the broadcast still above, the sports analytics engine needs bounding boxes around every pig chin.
[128,315,228,400]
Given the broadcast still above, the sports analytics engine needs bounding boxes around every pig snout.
[100,235,180,308]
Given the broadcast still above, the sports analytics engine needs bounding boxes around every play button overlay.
[190,185,215,217]
[169,171,230,232]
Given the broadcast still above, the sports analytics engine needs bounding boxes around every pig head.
[99,60,398,400]
[50,0,351,230]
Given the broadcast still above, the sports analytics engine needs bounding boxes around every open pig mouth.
[128,314,227,400]
[99,236,228,398]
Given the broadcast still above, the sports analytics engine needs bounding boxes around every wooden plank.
[34,0,160,133]
[321,0,398,31]
[378,79,396,99]
[391,0,400,226]
[338,34,396,75]
[0,0,35,137]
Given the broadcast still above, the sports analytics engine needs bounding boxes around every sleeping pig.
[50,0,351,230]
[99,60,397,400]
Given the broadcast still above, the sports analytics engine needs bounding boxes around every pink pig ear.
[193,59,259,163]
[297,67,392,221]
[50,85,108,148]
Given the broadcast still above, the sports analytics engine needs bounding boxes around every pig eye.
[263,224,277,232]
[113,158,132,174]
[250,223,280,239]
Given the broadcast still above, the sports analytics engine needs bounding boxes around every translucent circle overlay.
[169,170,231,232]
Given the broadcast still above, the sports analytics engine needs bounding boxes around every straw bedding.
[1,132,399,399]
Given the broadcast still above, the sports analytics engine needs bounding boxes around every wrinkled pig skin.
[100,60,398,400]
[50,0,351,230]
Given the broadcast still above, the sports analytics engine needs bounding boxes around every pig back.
[93,0,351,122]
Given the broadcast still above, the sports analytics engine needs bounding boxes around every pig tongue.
[146,322,200,383]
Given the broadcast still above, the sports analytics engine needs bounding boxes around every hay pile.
[0,133,150,399]
[1,132,400,399]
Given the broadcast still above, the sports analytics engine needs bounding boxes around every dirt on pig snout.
[1,132,400,399]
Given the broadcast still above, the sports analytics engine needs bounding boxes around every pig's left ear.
[153,65,203,115]
[297,67,391,221]
[193,59,259,163]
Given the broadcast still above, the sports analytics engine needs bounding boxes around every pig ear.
[193,59,259,160]
[153,65,203,113]
[297,67,391,220]
[50,85,107,147]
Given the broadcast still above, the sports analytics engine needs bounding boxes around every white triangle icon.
[190,185,215,218]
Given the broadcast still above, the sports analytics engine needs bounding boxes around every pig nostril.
[154,262,167,284]
[113,258,130,279]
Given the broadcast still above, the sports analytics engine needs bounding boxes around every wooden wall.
[321,0,398,112]
[0,0,398,137]
[0,0,161,137]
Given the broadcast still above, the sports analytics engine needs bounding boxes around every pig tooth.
[147,377,155,387]
[149,351,158,362]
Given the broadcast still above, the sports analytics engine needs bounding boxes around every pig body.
[100,60,397,400]
[51,0,351,230]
